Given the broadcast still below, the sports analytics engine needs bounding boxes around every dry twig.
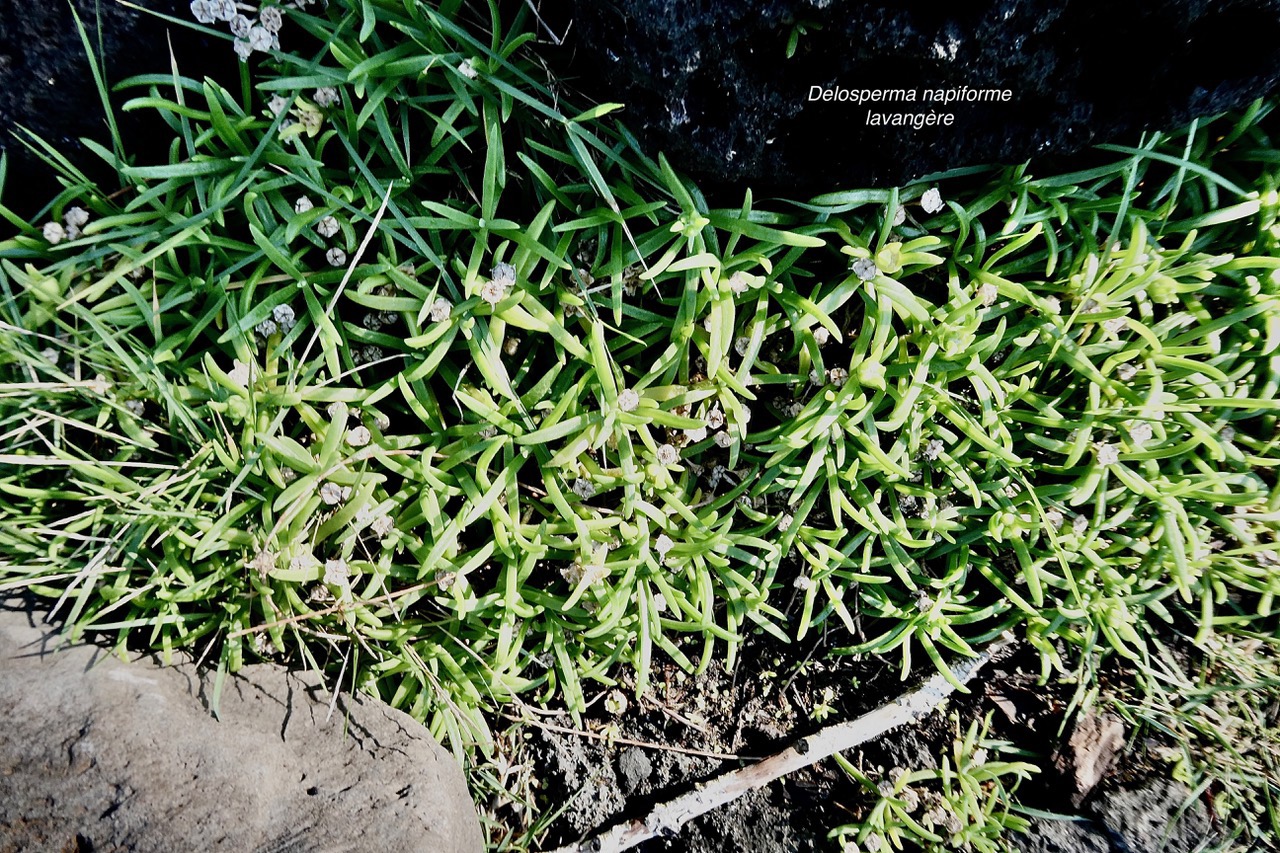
[548,635,1014,853]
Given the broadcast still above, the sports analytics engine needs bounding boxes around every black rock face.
[0,1,234,215]
[552,0,1280,193]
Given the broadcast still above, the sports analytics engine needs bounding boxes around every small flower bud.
[43,222,66,244]
[480,279,506,306]
[228,359,251,387]
[1095,443,1120,466]
[346,425,371,447]
[319,482,349,505]
[490,262,517,287]
[272,304,296,332]
[1103,317,1127,336]
[209,0,236,21]
[323,558,349,587]
[247,25,274,53]
[313,86,340,107]
[316,216,340,238]
[429,298,452,323]
[260,6,284,34]
[189,0,216,24]
[1128,422,1153,446]
[63,207,90,229]
[852,257,878,282]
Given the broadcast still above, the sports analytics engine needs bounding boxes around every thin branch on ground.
[548,635,1015,853]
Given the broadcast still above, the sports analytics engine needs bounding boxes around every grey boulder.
[0,601,483,853]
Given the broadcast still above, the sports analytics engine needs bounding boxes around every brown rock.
[0,601,483,853]
[1053,706,1127,806]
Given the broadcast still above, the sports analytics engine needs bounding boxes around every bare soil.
[513,630,1222,853]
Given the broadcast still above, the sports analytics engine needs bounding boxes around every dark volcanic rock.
[0,0,234,215]
[1013,777,1219,853]
[1092,779,1215,853]
[553,0,1280,193]
[0,601,483,853]
[1012,817,1112,853]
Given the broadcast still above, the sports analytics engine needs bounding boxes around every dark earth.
[0,0,236,217]
[501,627,1226,853]
[8,1,1280,211]
[549,0,1280,194]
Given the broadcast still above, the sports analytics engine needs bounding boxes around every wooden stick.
[547,635,1013,853]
